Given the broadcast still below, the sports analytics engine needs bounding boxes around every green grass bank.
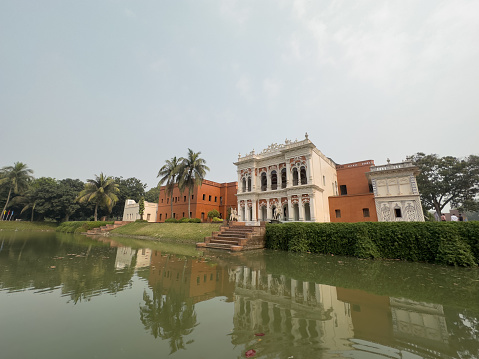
[0,221,58,231]
[56,221,114,234]
[110,222,223,243]
[266,221,479,266]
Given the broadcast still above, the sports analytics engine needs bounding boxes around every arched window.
[300,166,307,185]
[261,173,267,191]
[271,170,277,190]
[242,178,246,192]
[281,168,287,188]
[292,168,299,186]
[247,177,251,192]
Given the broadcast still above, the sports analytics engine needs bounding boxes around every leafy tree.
[0,162,34,220]
[409,153,479,217]
[207,209,220,220]
[76,173,120,221]
[157,157,182,219]
[139,197,145,220]
[55,179,85,221]
[145,186,161,204]
[111,177,147,219]
[178,149,210,218]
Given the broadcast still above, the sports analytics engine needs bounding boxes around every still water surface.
[0,232,478,359]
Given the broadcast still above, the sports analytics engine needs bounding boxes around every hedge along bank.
[265,221,479,267]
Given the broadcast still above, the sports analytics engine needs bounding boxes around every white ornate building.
[122,199,158,222]
[234,134,338,223]
[366,161,425,222]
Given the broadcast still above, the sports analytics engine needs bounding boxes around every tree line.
[1,151,477,222]
[0,163,159,222]
[0,148,208,222]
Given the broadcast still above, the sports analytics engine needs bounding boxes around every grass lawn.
[0,221,58,231]
[111,222,223,243]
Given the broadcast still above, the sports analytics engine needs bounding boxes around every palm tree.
[178,149,210,219]
[76,173,119,221]
[157,157,182,219]
[0,162,34,220]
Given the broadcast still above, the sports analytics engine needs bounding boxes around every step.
[205,243,234,250]
[210,239,240,245]
[217,233,247,239]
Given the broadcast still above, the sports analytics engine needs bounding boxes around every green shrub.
[189,218,201,223]
[207,210,220,219]
[56,221,114,233]
[165,218,178,223]
[179,217,190,223]
[212,217,223,222]
[265,222,479,266]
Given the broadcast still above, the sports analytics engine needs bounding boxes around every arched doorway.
[293,204,299,221]
[304,203,311,221]
[261,206,267,221]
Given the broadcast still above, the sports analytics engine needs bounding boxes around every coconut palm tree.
[178,149,209,219]
[76,173,119,221]
[0,162,34,220]
[157,156,182,219]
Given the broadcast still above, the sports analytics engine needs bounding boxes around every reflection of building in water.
[231,266,354,351]
[148,251,234,303]
[390,297,449,345]
[337,288,451,358]
[115,247,137,269]
[135,248,152,269]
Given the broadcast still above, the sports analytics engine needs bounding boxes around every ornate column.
[307,156,313,184]
[287,196,293,221]
[286,161,292,187]
[309,195,316,222]
[252,199,257,222]
[267,203,272,221]
[299,200,304,221]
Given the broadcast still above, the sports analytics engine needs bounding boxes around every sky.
[1,0,478,189]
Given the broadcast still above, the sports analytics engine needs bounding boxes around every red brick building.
[328,160,378,222]
[156,180,237,222]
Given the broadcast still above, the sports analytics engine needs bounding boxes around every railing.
[370,162,414,172]
[336,160,374,169]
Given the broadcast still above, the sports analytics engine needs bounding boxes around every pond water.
[0,232,478,359]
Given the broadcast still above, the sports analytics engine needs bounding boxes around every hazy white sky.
[1,0,478,189]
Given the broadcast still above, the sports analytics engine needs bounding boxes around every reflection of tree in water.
[0,233,136,304]
[140,286,197,354]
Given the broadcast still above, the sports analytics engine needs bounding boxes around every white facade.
[366,161,425,222]
[122,199,158,222]
[234,134,338,223]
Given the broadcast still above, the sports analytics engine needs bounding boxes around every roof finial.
[387,158,390,164]
[305,132,309,140]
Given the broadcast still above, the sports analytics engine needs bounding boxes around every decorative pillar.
[299,201,304,221]
[267,204,272,221]
[286,161,292,187]
[310,195,316,222]
[252,199,257,222]
[307,157,313,184]
[287,197,293,221]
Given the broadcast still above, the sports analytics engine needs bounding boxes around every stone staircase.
[85,221,130,235]
[197,222,266,251]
